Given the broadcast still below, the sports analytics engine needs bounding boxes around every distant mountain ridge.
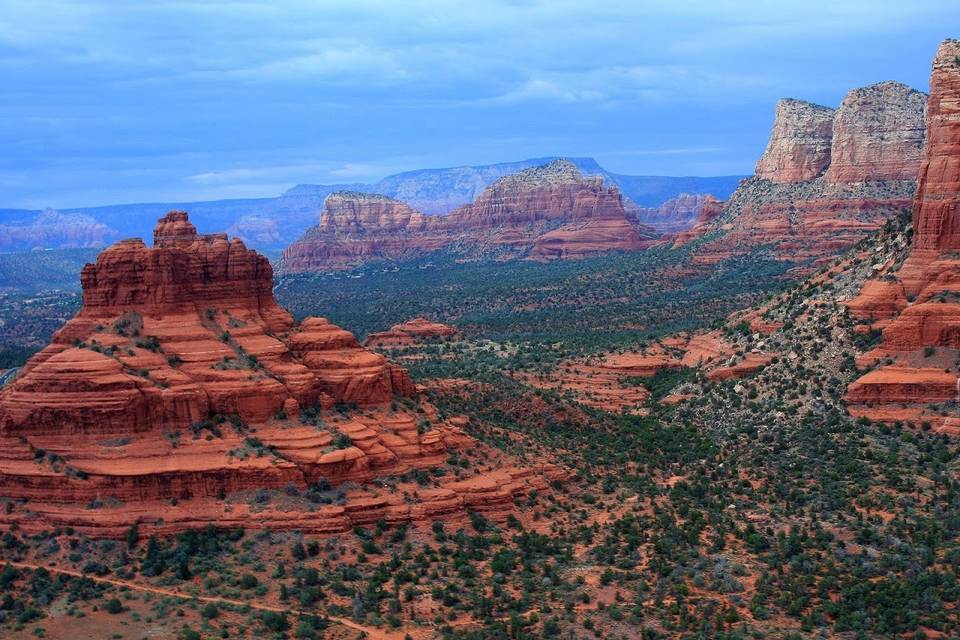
[280,159,662,272]
[0,157,744,252]
[286,156,743,214]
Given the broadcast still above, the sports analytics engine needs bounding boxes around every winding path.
[6,560,423,640]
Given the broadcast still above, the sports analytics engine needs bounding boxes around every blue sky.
[0,0,957,209]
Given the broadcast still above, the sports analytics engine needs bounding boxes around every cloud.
[0,0,958,206]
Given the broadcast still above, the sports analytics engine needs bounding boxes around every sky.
[0,0,957,209]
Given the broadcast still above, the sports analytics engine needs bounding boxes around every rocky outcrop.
[825,82,928,183]
[755,99,835,183]
[754,83,926,185]
[365,318,458,348]
[279,193,438,272]
[636,193,719,234]
[688,177,916,266]
[845,41,960,429]
[279,160,659,272]
[0,212,559,535]
[524,329,778,413]
[684,81,928,268]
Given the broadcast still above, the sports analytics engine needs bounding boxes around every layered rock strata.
[0,212,557,535]
[845,41,960,429]
[680,81,927,266]
[524,330,777,413]
[825,81,928,183]
[279,160,659,272]
[754,99,835,183]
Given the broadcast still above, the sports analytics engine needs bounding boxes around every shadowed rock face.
[279,160,659,272]
[845,40,960,428]
[0,212,571,535]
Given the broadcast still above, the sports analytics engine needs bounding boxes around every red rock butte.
[682,81,927,267]
[0,212,560,535]
[279,159,659,272]
[846,40,960,431]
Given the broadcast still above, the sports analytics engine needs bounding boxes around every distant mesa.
[845,39,960,432]
[0,209,119,252]
[0,211,560,535]
[279,159,661,273]
[636,193,720,234]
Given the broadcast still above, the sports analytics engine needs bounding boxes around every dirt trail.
[6,560,425,640]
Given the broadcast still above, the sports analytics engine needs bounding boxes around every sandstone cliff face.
[755,99,835,183]
[636,193,719,234]
[0,212,564,535]
[845,40,960,428]
[826,82,928,183]
[279,193,440,271]
[279,160,658,272]
[686,81,927,267]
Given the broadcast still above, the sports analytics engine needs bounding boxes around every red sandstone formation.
[525,330,775,412]
[845,41,960,429]
[279,160,658,272]
[689,180,916,266]
[755,99,835,183]
[519,363,652,415]
[684,81,927,268]
[706,352,775,381]
[0,212,557,535]
[279,193,440,271]
[636,193,719,234]
[847,279,908,323]
[825,82,928,183]
[365,318,459,348]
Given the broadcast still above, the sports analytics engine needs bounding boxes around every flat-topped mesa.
[845,40,960,430]
[280,192,441,272]
[280,159,657,271]
[755,99,835,183]
[825,81,928,183]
